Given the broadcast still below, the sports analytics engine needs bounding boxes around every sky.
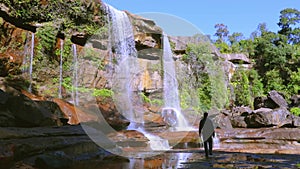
[102,0,300,39]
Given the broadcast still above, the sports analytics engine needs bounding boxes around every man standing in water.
[199,112,215,158]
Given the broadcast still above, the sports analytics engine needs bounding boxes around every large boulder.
[267,90,288,109]
[231,106,252,117]
[214,113,233,129]
[245,108,292,128]
[254,91,289,109]
[230,116,247,128]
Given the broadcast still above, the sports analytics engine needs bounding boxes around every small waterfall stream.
[72,44,79,105]
[58,39,63,98]
[28,33,35,93]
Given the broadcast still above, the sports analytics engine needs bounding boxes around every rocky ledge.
[0,125,117,169]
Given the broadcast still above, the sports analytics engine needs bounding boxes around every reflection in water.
[71,150,300,169]
[93,153,193,169]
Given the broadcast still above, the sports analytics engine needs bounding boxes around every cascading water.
[104,3,170,150]
[162,34,190,131]
[28,33,35,93]
[58,39,63,98]
[105,4,137,126]
[72,44,79,105]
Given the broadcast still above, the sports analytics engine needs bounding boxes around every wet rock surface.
[64,151,300,169]
[0,125,115,169]
[2,126,300,169]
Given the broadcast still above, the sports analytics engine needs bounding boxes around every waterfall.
[104,3,170,150]
[162,34,190,131]
[72,44,79,105]
[104,4,138,126]
[28,33,35,93]
[58,39,63,98]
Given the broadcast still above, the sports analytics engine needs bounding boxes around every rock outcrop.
[254,90,289,109]
[245,108,293,128]
[0,125,115,169]
[220,53,251,64]
[229,91,300,128]
[0,89,66,127]
[229,107,300,128]
[127,12,162,51]
[217,128,300,154]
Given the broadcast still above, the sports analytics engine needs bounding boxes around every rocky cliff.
[1,1,300,168]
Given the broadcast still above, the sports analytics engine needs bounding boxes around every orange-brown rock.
[52,98,98,125]
[108,130,149,148]
[0,20,28,76]
[96,97,130,130]
[21,89,46,101]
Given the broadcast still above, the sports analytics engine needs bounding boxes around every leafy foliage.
[2,0,105,37]
[278,8,300,44]
[92,89,113,98]
[214,8,300,99]
[182,43,228,112]
[231,69,252,107]
[290,107,300,116]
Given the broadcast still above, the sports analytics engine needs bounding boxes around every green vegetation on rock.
[92,88,113,98]
[2,0,104,35]
[181,42,228,112]
[291,107,300,116]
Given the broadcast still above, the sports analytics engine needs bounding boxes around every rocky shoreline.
[1,125,300,168]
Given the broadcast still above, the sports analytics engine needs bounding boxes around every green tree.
[278,8,300,44]
[231,69,252,106]
[214,23,232,53]
[214,23,229,44]
[183,43,228,111]
[288,68,300,94]
[228,32,244,53]
[247,69,264,98]
[265,69,285,92]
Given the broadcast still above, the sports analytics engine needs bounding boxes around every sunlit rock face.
[169,35,215,55]
[126,12,164,93]
[127,12,162,51]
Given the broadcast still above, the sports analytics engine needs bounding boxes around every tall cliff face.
[0,1,243,114]
[0,1,165,98]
